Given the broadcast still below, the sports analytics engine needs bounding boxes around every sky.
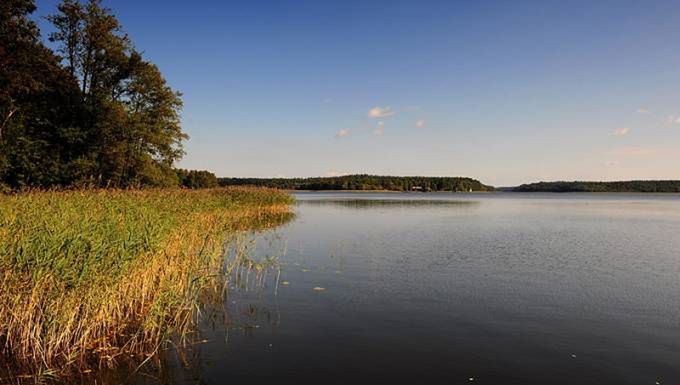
[34,0,680,186]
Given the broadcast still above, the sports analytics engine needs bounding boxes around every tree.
[176,169,218,189]
[1,0,207,189]
[0,0,39,141]
[0,0,84,187]
[120,60,186,186]
[46,0,187,187]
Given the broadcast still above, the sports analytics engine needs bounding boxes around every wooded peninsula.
[514,180,680,193]
[219,175,495,192]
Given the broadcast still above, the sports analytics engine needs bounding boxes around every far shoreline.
[289,189,496,193]
[288,190,680,194]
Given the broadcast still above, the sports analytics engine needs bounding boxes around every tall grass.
[0,187,293,378]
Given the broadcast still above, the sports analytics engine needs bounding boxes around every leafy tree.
[0,0,194,189]
[0,0,83,187]
[176,169,218,189]
[0,0,40,142]
[47,0,186,187]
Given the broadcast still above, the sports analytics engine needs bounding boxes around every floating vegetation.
[0,187,294,380]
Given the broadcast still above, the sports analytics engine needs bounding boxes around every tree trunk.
[0,107,17,141]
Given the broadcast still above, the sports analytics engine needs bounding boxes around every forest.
[219,174,495,192]
[514,181,680,193]
[0,0,216,190]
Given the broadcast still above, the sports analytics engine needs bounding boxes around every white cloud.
[373,121,385,136]
[665,115,680,125]
[334,128,350,138]
[637,108,649,114]
[368,106,395,118]
[610,127,630,136]
[415,119,426,129]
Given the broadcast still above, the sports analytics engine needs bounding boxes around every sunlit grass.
[0,187,293,378]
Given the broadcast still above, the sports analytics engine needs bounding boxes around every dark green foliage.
[514,181,680,193]
[1,0,80,186]
[219,174,495,192]
[176,169,218,189]
[0,0,194,189]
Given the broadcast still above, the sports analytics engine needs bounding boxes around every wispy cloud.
[637,107,649,114]
[415,119,426,129]
[334,128,350,138]
[368,106,395,118]
[667,115,680,125]
[610,127,630,136]
[374,121,385,136]
[605,160,620,167]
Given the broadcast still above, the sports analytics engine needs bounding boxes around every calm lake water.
[142,192,680,385]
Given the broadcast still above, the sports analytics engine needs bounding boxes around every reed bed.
[0,187,294,379]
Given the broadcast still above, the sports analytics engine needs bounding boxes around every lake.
[138,192,680,385]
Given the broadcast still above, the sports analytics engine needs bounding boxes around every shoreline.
[289,190,680,194]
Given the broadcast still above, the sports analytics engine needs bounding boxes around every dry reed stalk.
[0,187,293,379]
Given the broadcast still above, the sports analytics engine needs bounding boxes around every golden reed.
[0,187,293,379]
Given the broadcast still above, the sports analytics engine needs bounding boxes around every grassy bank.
[0,187,293,378]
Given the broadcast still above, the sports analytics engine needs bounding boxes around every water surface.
[147,192,680,384]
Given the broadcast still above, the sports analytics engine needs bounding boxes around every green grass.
[0,187,293,378]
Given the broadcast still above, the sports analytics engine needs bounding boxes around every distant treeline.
[218,175,495,192]
[514,181,680,193]
[0,0,212,190]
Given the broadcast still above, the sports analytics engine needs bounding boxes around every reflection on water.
[298,198,480,209]
[57,193,680,384]
[158,233,290,384]
[41,233,291,385]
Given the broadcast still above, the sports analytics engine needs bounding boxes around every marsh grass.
[0,187,293,379]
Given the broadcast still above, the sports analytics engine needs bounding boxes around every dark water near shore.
[145,192,680,385]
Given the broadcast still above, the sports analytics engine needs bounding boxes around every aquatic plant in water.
[0,187,294,380]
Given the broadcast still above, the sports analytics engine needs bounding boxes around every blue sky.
[34,0,680,186]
